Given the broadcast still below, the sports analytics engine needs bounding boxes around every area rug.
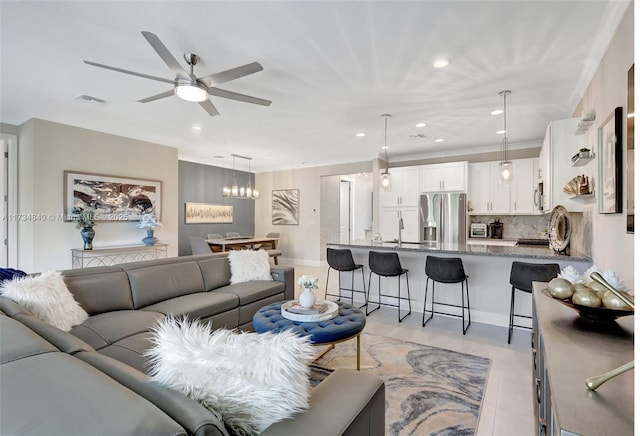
[311,333,491,436]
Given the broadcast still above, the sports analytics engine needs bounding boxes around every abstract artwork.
[185,203,233,224]
[598,107,623,214]
[272,189,299,225]
[64,171,161,221]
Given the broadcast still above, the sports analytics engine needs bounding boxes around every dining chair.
[226,232,241,238]
[206,233,223,240]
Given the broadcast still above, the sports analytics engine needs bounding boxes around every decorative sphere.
[571,289,602,307]
[547,278,574,300]
[587,281,608,293]
[602,290,634,311]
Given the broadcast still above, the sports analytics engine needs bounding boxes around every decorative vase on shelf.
[141,228,158,246]
[299,287,317,308]
[80,226,95,250]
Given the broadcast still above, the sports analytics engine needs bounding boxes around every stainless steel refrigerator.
[420,193,467,245]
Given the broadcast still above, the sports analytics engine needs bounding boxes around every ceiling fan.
[83,31,271,116]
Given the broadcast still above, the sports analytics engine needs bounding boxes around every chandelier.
[380,114,392,191]
[498,90,514,184]
[222,154,260,199]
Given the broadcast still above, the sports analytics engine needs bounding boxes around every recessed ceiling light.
[356,132,365,137]
[433,58,449,68]
[415,122,426,128]
[491,109,503,115]
[381,145,389,150]
[496,129,506,134]
[435,138,444,143]
[192,125,202,131]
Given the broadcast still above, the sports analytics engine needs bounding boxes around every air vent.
[75,95,108,106]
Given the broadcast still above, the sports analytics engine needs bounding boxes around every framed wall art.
[597,106,623,214]
[272,189,299,225]
[64,171,161,221]
[184,203,233,224]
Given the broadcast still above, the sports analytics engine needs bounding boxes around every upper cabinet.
[539,118,588,213]
[419,162,467,192]
[380,166,420,207]
[468,161,511,214]
[511,158,539,214]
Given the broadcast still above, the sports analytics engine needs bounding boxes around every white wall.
[255,161,371,265]
[573,4,634,288]
[17,119,179,272]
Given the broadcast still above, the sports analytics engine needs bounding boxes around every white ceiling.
[0,1,630,172]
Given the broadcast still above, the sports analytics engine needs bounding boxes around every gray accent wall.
[178,160,255,256]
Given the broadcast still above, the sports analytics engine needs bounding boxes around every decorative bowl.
[542,289,634,323]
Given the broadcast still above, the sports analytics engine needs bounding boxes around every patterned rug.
[311,333,491,436]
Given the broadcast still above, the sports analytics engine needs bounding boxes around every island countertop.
[327,240,591,262]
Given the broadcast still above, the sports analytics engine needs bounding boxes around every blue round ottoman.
[253,301,366,369]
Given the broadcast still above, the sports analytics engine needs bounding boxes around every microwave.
[470,223,488,238]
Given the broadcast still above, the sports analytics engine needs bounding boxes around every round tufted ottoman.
[253,301,366,369]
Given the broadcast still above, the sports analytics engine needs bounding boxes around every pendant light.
[380,114,392,191]
[222,154,260,199]
[498,90,514,184]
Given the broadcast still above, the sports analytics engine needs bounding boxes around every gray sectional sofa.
[0,253,385,435]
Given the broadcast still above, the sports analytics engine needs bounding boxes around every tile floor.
[286,261,535,436]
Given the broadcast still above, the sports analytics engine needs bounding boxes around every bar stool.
[508,261,560,344]
[423,255,471,335]
[325,248,367,308]
[367,251,411,322]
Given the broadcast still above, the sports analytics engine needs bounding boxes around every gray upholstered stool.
[508,261,560,344]
[325,248,367,308]
[422,255,470,334]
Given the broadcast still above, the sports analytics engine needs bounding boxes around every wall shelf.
[568,193,594,199]
[571,153,595,167]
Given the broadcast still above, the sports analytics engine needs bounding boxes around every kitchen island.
[326,240,591,328]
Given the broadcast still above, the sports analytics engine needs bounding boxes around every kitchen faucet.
[398,216,404,246]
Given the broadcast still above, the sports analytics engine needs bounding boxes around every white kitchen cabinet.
[538,118,587,212]
[511,158,537,214]
[468,161,510,214]
[419,162,467,192]
[380,166,420,207]
[379,207,420,243]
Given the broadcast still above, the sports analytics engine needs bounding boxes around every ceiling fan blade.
[207,87,272,106]
[141,31,189,79]
[199,99,220,117]
[137,90,175,103]
[83,60,174,84]
[198,62,264,86]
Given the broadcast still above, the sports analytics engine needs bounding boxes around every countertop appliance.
[420,193,467,245]
[516,238,550,246]
[470,223,488,238]
[489,219,503,239]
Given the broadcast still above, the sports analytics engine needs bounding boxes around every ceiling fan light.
[175,81,208,102]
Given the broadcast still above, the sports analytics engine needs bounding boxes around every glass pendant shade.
[499,161,513,184]
[222,154,260,199]
[497,90,514,185]
[381,171,392,191]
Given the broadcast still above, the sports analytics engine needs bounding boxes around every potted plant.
[297,275,319,308]
[71,207,96,250]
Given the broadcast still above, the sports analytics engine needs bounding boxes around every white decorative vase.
[299,287,317,308]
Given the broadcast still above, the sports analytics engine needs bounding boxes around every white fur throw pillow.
[146,317,315,435]
[0,271,88,331]
[228,249,273,284]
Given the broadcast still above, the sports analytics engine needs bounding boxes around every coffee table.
[253,300,366,370]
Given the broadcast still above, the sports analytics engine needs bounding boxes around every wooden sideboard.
[532,282,633,435]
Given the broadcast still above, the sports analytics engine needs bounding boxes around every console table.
[532,282,633,436]
[71,244,168,269]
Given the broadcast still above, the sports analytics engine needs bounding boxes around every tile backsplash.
[469,213,591,255]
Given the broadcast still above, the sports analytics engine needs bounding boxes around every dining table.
[205,236,279,252]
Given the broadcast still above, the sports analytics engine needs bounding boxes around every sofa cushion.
[142,291,238,320]
[0,271,89,331]
[1,314,58,364]
[126,262,206,308]
[196,256,231,290]
[70,310,164,350]
[1,352,189,436]
[216,280,285,306]
[97,332,155,374]
[63,270,134,314]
